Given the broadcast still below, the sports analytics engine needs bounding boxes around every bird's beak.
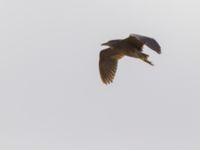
[101,43,107,46]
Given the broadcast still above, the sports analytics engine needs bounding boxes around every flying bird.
[99,33,161,84]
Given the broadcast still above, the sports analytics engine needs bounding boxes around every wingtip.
[158,48,162,54]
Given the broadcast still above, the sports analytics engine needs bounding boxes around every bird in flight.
[99,33,161,84]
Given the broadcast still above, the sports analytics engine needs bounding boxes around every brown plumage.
[99,33,161,84]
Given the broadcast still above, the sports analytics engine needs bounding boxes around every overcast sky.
[0,0,200,150]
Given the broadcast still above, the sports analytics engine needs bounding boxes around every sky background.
[0,0,200,150]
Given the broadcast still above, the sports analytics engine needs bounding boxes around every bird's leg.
[143,59,154,66]
[139,53,154,66]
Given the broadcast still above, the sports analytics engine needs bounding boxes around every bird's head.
[101,40,120,47]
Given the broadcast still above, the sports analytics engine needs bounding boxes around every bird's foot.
[142,58,154,66]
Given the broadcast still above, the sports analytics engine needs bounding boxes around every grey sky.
[0,0,199,150]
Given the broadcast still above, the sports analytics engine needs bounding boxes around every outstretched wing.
[99,48,122,84]
[129,33,161,54]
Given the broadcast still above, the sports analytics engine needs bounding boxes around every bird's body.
[99,33,161,84]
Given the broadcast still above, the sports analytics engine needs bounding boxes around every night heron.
[99,33,161,84]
